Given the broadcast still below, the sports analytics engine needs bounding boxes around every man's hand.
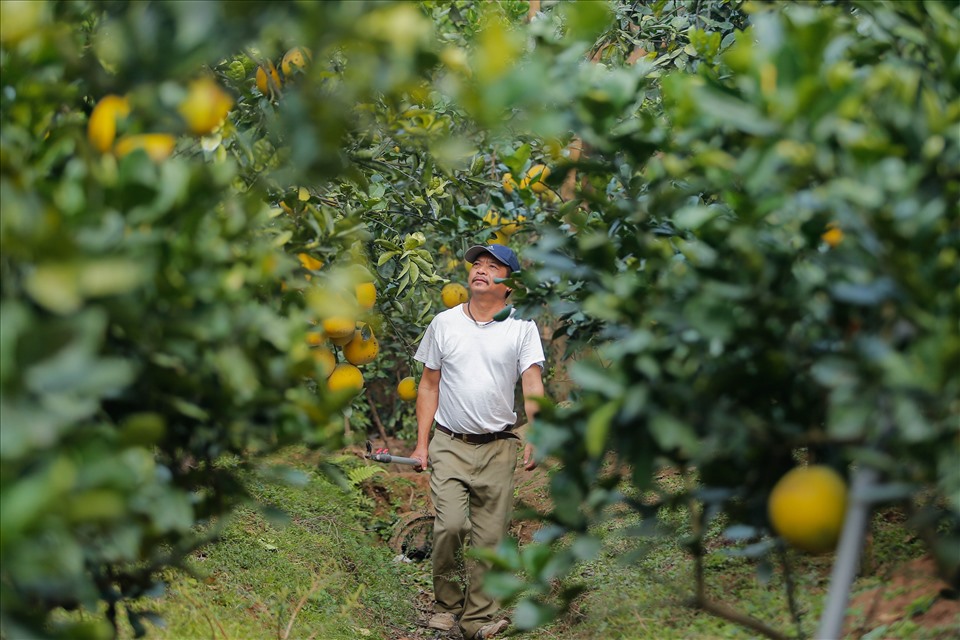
[522,442,537,471]
[411,444,429,473]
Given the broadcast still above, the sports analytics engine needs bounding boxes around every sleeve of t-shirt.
[517,320,546,375]
[414,319,442,370]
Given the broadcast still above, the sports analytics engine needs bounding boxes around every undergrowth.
[54,449,954,639]
[71,446,422,640]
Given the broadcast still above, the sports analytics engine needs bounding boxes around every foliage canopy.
[1,0,957,637]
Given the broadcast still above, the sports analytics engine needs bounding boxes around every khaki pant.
[428,432,519,638]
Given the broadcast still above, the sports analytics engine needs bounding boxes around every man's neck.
[465,295,505,322]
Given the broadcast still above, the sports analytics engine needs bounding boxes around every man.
[409,244,545,640]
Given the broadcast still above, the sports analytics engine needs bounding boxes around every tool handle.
[369,452,422,466]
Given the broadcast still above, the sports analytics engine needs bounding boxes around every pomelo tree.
[470,1,959,636]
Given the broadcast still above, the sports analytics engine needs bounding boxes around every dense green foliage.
[487,1,960,631]
[1,0,957,638]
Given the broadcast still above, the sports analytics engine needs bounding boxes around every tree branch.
[365,387,389,444]
[692,597,791,640]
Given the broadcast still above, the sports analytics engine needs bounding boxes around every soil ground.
[843,555,959,638]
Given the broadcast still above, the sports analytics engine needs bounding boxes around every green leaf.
[693,86,779,136]
[377,251,399,266]
[482,572,526,600]
[649,413,700,457]
[560,1,614,43]
[512,599,558,630]
[78,259,149,297]
[24,264,82,315]
[585,400,618,458]
[570,535,601,562]
[0,302,29,386]
[493,305,513,322]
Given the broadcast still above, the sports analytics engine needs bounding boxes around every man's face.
[468,255,510,297]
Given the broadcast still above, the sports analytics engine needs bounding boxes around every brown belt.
[436,423,518,445]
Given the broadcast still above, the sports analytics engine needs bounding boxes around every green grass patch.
[88,446,421,640]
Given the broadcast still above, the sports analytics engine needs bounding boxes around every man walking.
[409,244,545,640]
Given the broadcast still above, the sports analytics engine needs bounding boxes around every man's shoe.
[427,612,457,631]
[474,619,509,639]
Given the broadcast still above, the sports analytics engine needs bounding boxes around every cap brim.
[463,245,494,264]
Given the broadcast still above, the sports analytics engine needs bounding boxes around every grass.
[57,449,956,639]
[85,446,424,640]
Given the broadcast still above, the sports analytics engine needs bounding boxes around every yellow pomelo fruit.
[281,46,312,77]
[768,465,847,554]
[822,224,844,248]
[487,231,508,245]
[179,77,234,136]
[114,134,176,162]
[356,282,376,310]
[327,363,364,395]
[298,253,324,271]
[256,62,282,95]
[305,331,325,347]
[88,95,130,153]
[312,346,336,378]
[499,214,525,236]
[502,172,518,194]
[322,316,356,341]
[524,164,551,193]
[441,282,468,309]
[397,376,418,402]
[482,210,502,227]
[0,0,48,45]
[343,328,379,366]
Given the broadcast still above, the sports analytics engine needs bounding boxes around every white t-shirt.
[414,304,545,435]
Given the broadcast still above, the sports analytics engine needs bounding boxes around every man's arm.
[520,365,545,471]
[411,366,440,472]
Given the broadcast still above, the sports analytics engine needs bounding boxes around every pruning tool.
[365,441,424,467]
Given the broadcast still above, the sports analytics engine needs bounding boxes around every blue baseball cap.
[464,244,521,273]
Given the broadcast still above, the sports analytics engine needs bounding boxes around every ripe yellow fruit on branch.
[343,328,379,366]
[322,316,356,341]
[88,95,130,153]
[397,376,418,402]
[114,133,176,162]
[499,215,525,236]
[524,164,551,193]
[482,210,500,226]
[179,77,234,136]
[256,62,282,96]
[487,231,509,245]
[441,282,468,309]
[502,172,519,194]
[281,46,312,77]
[356,282,376,310]
[327,363,364,395]
[297,253,323,271]
[822,223,844,248]
[0,0,48,45]
[768,465,847,554]
[312,346,336,378]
